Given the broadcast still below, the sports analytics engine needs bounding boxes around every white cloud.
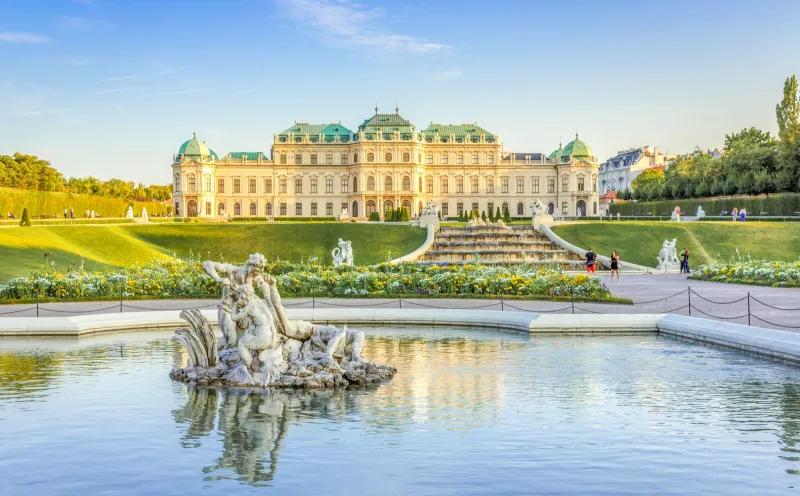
[429,69,463,81]
[276,0,449,53]
[0,32,50,43]
[101,69,178,83]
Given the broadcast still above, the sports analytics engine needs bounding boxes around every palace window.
[472,202,479,215]
[487,153,494,165]
[501,178,509,194]
[366,200,376,216]
[204,174,212,192]
[441,177,448,193]
[403,152,410,162]
[233,178,241,194]
[296,202,302,216]
[441,154,449,165]
[341,153,348,165]
[384,152,392,162]
[218,203,225,215]
[266,203,272,216]
[502,202,509,214]
[385,176,393,191]
[279,178,287,194]
[311,202,317,215]
[516,177,524,194]
[341,178,349,193]
[532,178,540,193]
[295,178,303,194]
[456,202,464,216]
[265,178,272,194]
[562,177,568,192]
[426,154,433,164]
[442,203,449,216]
[418,153,422,163]
[456,177,464,193]
[353,153,358,163]
[488,202,494,215]
[426,177,433,193]
[487,178,494,193]
[280,202,287,215]
[367,176,375,191]
[325,154,332,165]
[326,202,333,216]
[250,202,257,216]
[295,153,302,165]
[457,154,463,164]
[402,176,411,191]
[353,176,358,193]
[548,178,555,193]
[249,178,256,194]
[562,202,568,214]
[217,178,225,194]
[205,202,211,215]
[517,202,523,215]
[367,152,375,162]
[592,175,598,192]
[472,177,479,194]
[187,173,196,192]
[593,202,597,215]
[577,177,585,192]
[280,154,287,164]
[234,203,241,216]
[472,154,479,165]
[341,202,347,214]
[310,154,318,165]
[326,178,333,194]
[311,178,318,193]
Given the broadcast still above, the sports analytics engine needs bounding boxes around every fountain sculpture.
[530,199,554,229]
[656,239,680,271]
[141,207,149,222]
[125,206,134,219]
[696,206,705,219]
[671,206,681,221]
[170,254,395,388]
[331,238,353,266]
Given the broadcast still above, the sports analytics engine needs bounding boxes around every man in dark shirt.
[585,248,596,273]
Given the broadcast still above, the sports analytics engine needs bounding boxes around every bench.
[760,212,769,216]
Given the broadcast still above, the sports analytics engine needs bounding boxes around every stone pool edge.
[1,309,799,364]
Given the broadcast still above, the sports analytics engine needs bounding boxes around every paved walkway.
[1,274,798,331]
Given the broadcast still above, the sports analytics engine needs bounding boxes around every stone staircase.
[419,225,585,268]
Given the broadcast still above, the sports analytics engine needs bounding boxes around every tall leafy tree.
[776,75,800,148]
[724,127,777,155]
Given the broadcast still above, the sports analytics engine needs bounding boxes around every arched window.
[418,177,422,191]
[401,200,411,212]
[384,176,392,191]
[383,200,393,215]
[417,153,422,163]
[517,202,524,215]
[352,200,359,217]
[384,152,392,162]
[233,202,241,216]
[187,200,198,217]
[250,202,257,216]
[367,176,375,191]
[403,152,410,162]
[577,200,586,217]
[548,202,555,215]
[205,202,211,215]
[366,200,376,216]
[187,173,196,192]
[353,176,358,193]
[402,176,410,191]
[502,202,509,213]
[218,203,225,215]
[266,203,272,216]
[592,174,598,192]
[367,152,375,162]
[174,173,181,192]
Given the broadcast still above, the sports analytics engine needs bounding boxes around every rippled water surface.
[2,328,800,495]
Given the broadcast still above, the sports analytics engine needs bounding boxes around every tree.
[384,209,393,222]
[488,207,495,222]
[400,208,410,222]
[495,207,501,221]
[481,210,487,221]
[368,211,380,221]
[502,205,511,223]
[777,75,800,148]
[20,207,31,227]
[724,127,778,155]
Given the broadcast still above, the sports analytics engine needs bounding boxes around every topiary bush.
[20,207,31,227]
[368,211,380,221]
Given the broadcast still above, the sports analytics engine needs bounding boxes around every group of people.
[720,208,747,222]
[584,248,621,281]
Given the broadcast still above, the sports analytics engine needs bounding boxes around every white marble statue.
[332,238,353,266]
[421,200,439,218]
[141,207,149,222]
[125,206,134,219]
[696,205,705,219]
[171,254,395,389]
[468,217,487,227]
[337,208,350,221]
[530,199,554,229]
[671,206,681,222]
[419,200,440,229]
[656,238,681,271]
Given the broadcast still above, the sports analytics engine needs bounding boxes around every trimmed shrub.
[368,211,380,221]
[20,208,31,227]
[610,193,800,217]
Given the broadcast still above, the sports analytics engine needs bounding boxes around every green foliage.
[724,127,778,155]
[777,75,800,148]
[384,209,394,222]
[692,259,800,287]
[400,208,410,222]
[611,192,800,216]
[488,208,495,222]
[0,187,169,219]
[481,210,487,221]
[502,205,511,223]
[495,207,502,221]
[19,208,30,227]
[368,211,381,222]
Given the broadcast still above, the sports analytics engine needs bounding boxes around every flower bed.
[0,259,618,302]
[691,260,800,287]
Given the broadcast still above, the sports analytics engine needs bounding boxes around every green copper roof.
[561,134,593,160]
[277,122,354,143]
[420,123,496,143]
[225,152,267,161]
[178,133,218,159]
[548,144,563,161]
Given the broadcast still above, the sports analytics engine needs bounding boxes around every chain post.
[571,288,575,314]
[119,284,123,313]
[36,292,39,318]
[312,287,315,309]
[500,292,504,311]
[747,292,751,326]
[688,286,691,316]
[399,293,402,309]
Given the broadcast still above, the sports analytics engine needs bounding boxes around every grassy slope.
[552,221,800,267]
[0,223,427,279]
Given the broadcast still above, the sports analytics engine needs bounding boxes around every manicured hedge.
[609,193,800,217]
[0,187,169,218]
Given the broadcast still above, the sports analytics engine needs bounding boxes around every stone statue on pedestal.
[125,206,134,219]
[332,239,353,266]
[696,206,705,219]
[656,238,681,271]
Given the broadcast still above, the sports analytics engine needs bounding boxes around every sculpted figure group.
[656,238,680,271]
[331,238,353,266]
[170,253,395,388]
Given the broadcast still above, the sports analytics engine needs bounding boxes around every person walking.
[609,250,620,281]
[69,207,75,223]
[740,208,747,222]
[585,248,596,274]
[732,207,738,222]
[63,208,68,219]
[681,248,690,273]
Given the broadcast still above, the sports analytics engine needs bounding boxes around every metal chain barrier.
[39,303,122,314]
[688,289,749,305]
[402,299,501,310]
[0,306,38,316]
[750,314,800,330]
[630,289,689,305]
[502,302,573,313]
[313,299,400,308]
[120,301,219,311]
[687,305,749,321]
[748,295,800,312]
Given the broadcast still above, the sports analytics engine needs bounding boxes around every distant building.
[598,146,676,193]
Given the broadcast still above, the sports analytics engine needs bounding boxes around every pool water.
[2,328,800,495]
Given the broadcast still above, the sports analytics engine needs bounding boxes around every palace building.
[171,108,600,219]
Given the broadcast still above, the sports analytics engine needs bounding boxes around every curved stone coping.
[389,224,436,263]
[538,224,658,273]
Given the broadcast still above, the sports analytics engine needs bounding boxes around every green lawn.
[552,221,800,267]
[0,223,427,279]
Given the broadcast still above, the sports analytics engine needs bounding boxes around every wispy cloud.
[276,0,449,53]
[101,69,178,82]
[0,32,50,43]
[429,69,463,81]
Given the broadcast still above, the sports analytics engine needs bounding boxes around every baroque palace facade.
[171,109,600,220]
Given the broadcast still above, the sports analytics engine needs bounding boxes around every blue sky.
[2,0,799,184]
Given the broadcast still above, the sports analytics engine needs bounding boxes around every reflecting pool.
[2,328,800,495]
